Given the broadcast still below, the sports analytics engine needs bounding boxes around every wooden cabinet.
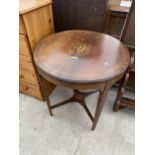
[19,0,55,100]
[106,5,129,38]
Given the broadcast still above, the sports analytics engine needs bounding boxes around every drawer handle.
[20,75,23,78]
[24,86,29,91]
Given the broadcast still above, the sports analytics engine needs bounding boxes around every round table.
[34,30,130,130]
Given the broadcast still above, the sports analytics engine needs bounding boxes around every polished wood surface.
[19,0,55,100]
[34,30,130,84]
[19,0,52,14]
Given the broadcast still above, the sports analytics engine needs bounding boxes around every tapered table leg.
[46,97,53,116]
[82,102,94,122]
[113,72,129,112]
[92,82,111,130]
[38,75,56,116]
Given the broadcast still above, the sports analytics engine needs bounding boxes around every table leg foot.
[46,98,53,116]
[92,82,111,130]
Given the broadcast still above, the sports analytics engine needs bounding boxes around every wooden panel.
[19,34,31,56]
[19,0,52,14]
[52,0,109,32]
[109,0,121,5]
[20,80,43,100]
[120,2,135,47]
[19,55,35,73]
[23,4,54,50]
[108,13,127,37]
[106,9,127,38]
[19,16,26,34]
[20,68,39,86]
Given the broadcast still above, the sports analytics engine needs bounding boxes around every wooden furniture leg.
[92,82,111,130]
[38,75,56,116]
[113,72,130,112]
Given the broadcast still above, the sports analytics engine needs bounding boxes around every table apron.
[37,67,125,90]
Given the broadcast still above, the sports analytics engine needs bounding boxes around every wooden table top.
[110,5,130,13]
[19,0,52,14]
[34,30,130,84]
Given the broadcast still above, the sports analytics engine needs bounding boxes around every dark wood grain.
[52,0,109,32]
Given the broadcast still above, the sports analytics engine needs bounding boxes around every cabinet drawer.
[19,34,31,57]
[20,68,39,86]
[20,80,43,100]
[19,16,26,34]
[19,54,34,73]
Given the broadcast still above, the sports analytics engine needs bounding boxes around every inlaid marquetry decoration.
[71,42,92,56]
